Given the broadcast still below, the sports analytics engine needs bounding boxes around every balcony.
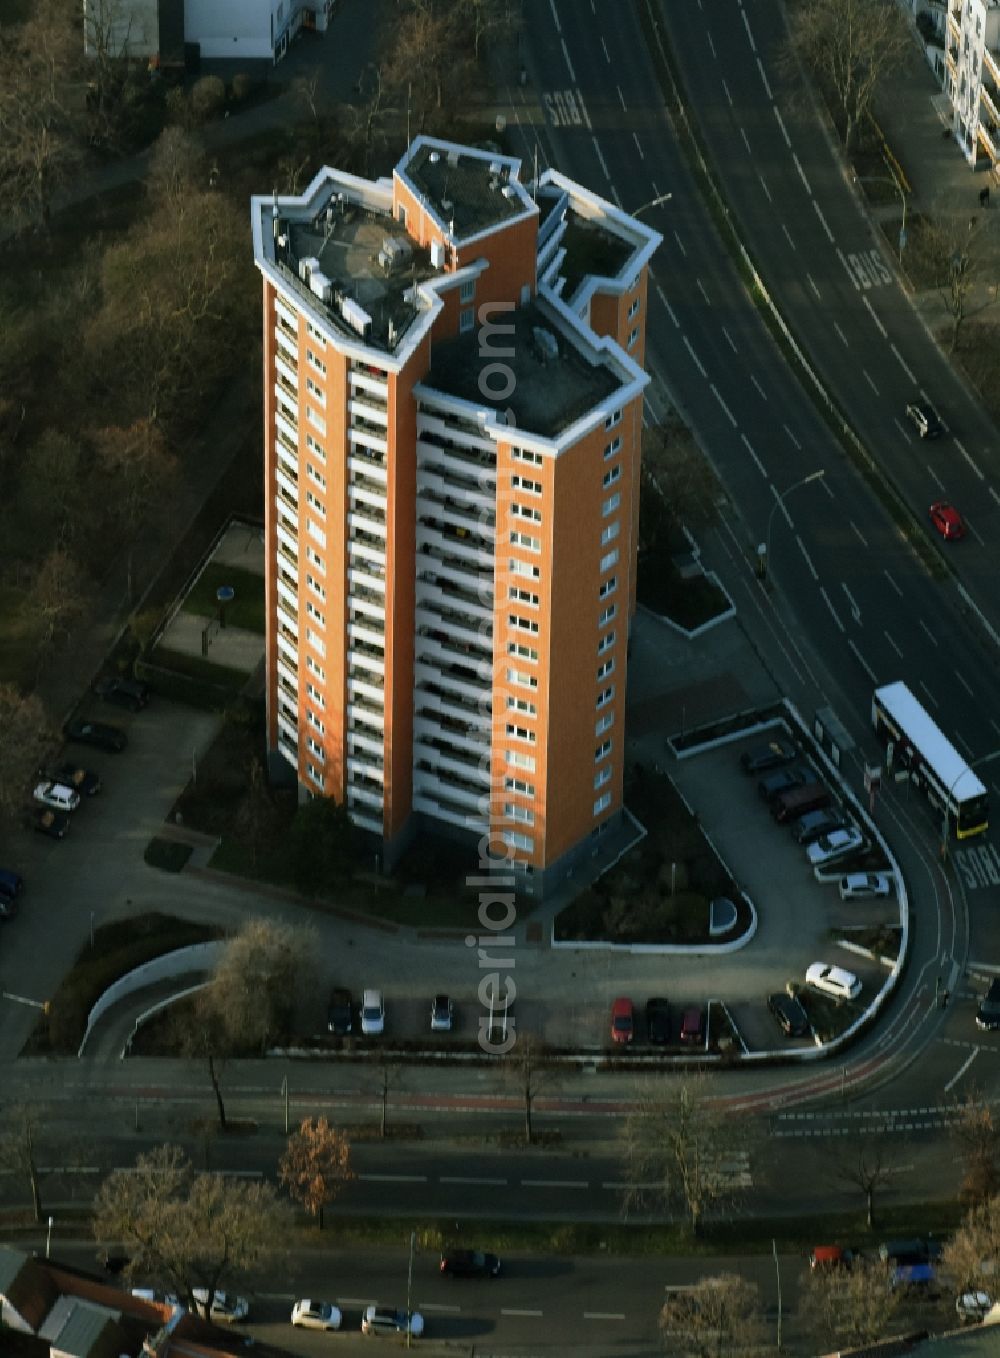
[416,604,491,651]
[348,676,385,706]
[350,486,387,519]
[414,659,490,704]
[276,522,299,561]
[275,355,298,390]
[349,396,388,428]
[981,81,1000,127]
[415,680,491,727]
[276,410,298,447]
[275,326,298,362]
[276,575,299,614]
[985,46,1000,85]
[348,731,384,766]
[350,580,385,609]
[277,542,299,579]
[276,490,299,525]
[276,656,298,691]
[351,527,386,557]
[414,713,490,760]
[413,758,488,801]
[417,466,495,513]
[276,465,299,503]
[349,646,385,680]
[348,785,384,813]
[416,523,494,571]
[416,577,491,623]
[276,441,299,481]
[349,426,389,458]
[350,471,388,500]
[277,710,298,745]
[276,631,299,666]
[277,736,298,767]
[349,370,388,402]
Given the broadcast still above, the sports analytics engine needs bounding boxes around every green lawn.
[181,562,266,634]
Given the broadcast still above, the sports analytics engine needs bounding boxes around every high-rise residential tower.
[251,137,661,898]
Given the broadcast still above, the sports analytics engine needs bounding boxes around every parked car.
[757,764,811,803]
[839,872,893,901]
[806,827,864,866]
[809,1245,853,1270]
[430,994,454,1032]
[767,992,810,1038]
[905,400,943,439]
[326,987,353,1035]
[976,978,1000,1031]
[610,996,634,1044]
[0,868,23,918]
[679,1006,705,1045]
[878,1236,931,1264]
[50,763,101,797]
[929,500,966,540]
[806,963,862,1002]
[130,1286,181,1308]
[291,1299,342,1330]
[361,1307,424,1337]
[360,988,384,1035]
[33,780,80,813]
[440,1248,501,1278]
[63,718,127,753]
[739,739,795,774]
[191,1289,249,1323]
[645,997,671,1045]
[891,1263,937,1293]
[95,676,150,711]
[32,808,69,839]
[793,809,847,846]
[956,1291,993,1323]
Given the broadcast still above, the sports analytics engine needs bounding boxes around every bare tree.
[622,1076,747,1235]
[659,1273,767,1358]
[642,422,723,533]
[503,1032,554,1146]
[836,1139,893,1229]
[278,1117,353,1229]
[93,1144,289,1318]
[457,0,520,60]
[382,3,469,128]
[785,0,910,153]
[231,758,278,870]
[953,1095,1000,1206]
[146,127,205,209]
[942,1195,1000,1293]
[0,1104,45,1223]
[27,549,88,670]
[0,686,54,824]
[911,213,995,352]
[804,1255,901,1350]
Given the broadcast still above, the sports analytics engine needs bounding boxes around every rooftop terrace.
[403,141,530,239]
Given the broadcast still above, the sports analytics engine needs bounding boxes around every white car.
[33,780,80,813]
[361,1306,424,1337]
[360,988,385,1035]
[291,1298,342,1330]
[806,827,863,866]
[130,1287,182,1310]
[806,963,862,1002]
[839,872,893,901]
[191,1289,249,1323]
[956,1290,993,1323]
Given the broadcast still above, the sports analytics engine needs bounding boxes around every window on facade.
[595,739,612,762]
[506,723,536,744]
[509,586,539,607]
[506,748,536,772]
[505,775,535,796]
[509,614,539,634]
[504,802,535,825]
[596,712,613,736]
[460,279,475,302]
[594,766,612,789]
[597,684,614,708]
[600,521,619,546]
[507,666,538,689]
[508,695,537,716]
[510,558,540,580]
[598,576,617,600]
[306,375,326,406]
[627,327,640,349]
[597,630,616,655]
[512,475,542,495]
[460,307,475,333]
[603,464,621,488]
[508,641,538,662]
[306,489,326,519]
[306,432,326,462]
[593,792,612,815]
[512,447,544,466]
[511,502,542,523]
[598,602,617,625]
[510,530,541,552]
[627,297,640,320]
[307,348,327,375]
[597,657,615,680]
[605,409,622,431]
[603,492,621,517]
[599,548,619,574]
[604,436,622,461]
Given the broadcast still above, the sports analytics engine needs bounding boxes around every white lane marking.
[784,424,801,449]
[863,370,880,395]
[711,384,738,426]
[774,107,791,147]
[955,670,975,697]
[741,433,767,476]
[926,462,945,492]
[848,638,878,683]
[842,582,862,622]
[918,679,939,708]
[806,273,822,299]
[617,84,627,111]
[418,1303,461,1313]
[756,56,772,99]
[741,127,752,154]
[338,1297,380,1306]
[819,587,846,633]
[561,39,576,82]
[833,322,849,346]
[812,199,835,243]
[600,36,610,62]
[991,718,1000,740]
[782,223,796,249]
[577,88,593,130]
[894,416,913,442]
[610,184,623,208]
[722,78,733,106]
[918,618,939,648]
[359,1173,428,1182]
[584,1312,627,1321]
[683,336,707,377]
[440,1175,507,1185]
[890,342,916,383]
[521,1178,589,1188]
[770,481,794,528]
[632,132,644,159]
[592,136,610,181]
[797,536,818,580]
[818,474,834,498]
[885,631,904,659]
[674,230,687,256]
[862,295,888,336]
[707,29,717,57]
[792,154,810,193]
[548,0,560,31]
[945,1048,979,1092]
[697,278,711,303]
[742,7,757,51]
[722,326,738,353]
[664,301,680,327]
[850,520,869,547]
[883,569,903,596]
[759,174,772,202]
[750,374,768,401]
[990,486,1000,508]
[502,1308,544,1317]
[954,438,986,481]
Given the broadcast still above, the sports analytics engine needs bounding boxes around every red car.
[929,501,966,540]
[610,997,634,1044]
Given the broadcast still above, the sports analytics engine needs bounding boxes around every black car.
[440,1249,501,1278]
[976,978,1000,1031]
[95,677,150,712]
[905,400,943,440]
[645,997,671,1044]
[739,740,796,775]
[326,987,353,1035]
[757,764,811,803]
[49,763,102,797]
[32,808,69,839]
[793,809,846,846]
[767,992,810,1038]
[64,719,127,753]
[879,1238,937,1266]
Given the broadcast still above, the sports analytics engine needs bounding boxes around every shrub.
[231,72,255,102]
[191,75,226,123]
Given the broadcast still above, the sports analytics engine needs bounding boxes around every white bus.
[872,681,989,840]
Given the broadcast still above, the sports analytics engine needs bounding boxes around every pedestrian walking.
[979,185,990,208]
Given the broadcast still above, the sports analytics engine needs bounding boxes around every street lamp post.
[857,167,909,261]
[940,747,1000,860]
[631,191,673,217]
[757,470,826,582]
[405,1230,416,1349]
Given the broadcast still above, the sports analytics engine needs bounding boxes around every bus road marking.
[956,844,1000,890]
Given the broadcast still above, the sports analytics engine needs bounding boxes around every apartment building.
[933,0,1000,169]
[251,137,661,898]
[83,0,335,65]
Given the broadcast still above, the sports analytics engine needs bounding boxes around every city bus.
[872,681,989,839]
